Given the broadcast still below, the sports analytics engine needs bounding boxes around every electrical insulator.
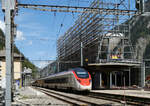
[135,0,143,12]
[136,0,140,10]
[2,0,17,11]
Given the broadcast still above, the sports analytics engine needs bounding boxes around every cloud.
[0,20,25,41]
[16,30,25,41]
[0,20,5,32]
[28,41,33,45]
[49,56,56,60]
[36,51,45,55]
[35,61,50,68]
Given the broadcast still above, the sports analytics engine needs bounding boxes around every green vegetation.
[0,29,5,50]
[0,28,38,78]
[22,59,38,78]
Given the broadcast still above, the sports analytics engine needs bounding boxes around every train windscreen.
[74,68,89,78]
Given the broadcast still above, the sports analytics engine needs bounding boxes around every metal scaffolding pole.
[143,0,145,13]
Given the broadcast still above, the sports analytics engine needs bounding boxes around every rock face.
[130,0,150,76]
[130,0,150,59]
[134,37,150,60]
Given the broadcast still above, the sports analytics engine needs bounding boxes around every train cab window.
[74,68,89,78]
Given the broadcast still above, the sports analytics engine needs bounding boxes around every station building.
[38,0,145,90]
[0,50,23,89]
[87,62,143,89]
[56,0,145,89]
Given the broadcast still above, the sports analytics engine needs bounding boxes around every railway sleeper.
[37,88,88,106]
[36,87,121,106]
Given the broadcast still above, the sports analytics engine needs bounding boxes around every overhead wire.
[15,0,136,67]
[52,0,72,59]
[20,0,92,63]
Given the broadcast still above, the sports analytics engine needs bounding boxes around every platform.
[91,89,150,99]
[13,87,71,106]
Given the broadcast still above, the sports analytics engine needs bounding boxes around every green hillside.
[0,28,37,78]
[0,29,5,50]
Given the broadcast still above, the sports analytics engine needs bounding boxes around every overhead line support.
[18,4,138,15]
[2,0,17,105]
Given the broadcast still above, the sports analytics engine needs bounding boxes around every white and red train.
[32,68,92,91]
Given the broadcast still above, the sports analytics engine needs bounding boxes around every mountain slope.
[0,29,5,50]
[0,28,37,78]
[130,0,150,76]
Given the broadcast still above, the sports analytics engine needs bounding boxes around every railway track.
[34,87,150,105]
[34,87,123,106]
[88,91,150,105]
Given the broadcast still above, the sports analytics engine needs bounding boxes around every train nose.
[80,79,90,86]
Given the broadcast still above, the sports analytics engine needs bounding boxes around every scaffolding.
[57,0,139,71]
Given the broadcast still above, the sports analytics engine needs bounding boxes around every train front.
[73,68,92,91]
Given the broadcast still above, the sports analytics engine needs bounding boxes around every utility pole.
[142,0,145,13]
[2,0,16,105]
[5,6,12,106]
[80,32,83,67]
[81,42,83,67]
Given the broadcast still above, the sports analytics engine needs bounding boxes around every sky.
[0,0,136,68]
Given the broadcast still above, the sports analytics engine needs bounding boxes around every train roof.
[37,67,87,81]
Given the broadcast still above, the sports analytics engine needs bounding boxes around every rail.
[34,86,150,105]
[88,91,150,105]
[33,87,122,106]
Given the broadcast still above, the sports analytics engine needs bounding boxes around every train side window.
[44,77,68,83]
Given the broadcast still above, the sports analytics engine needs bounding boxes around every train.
[32,68,92,91]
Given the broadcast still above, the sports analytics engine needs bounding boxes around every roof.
[0,50,24,58]
[88,62,141,67]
